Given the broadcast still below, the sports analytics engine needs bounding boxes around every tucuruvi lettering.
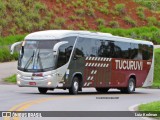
[115,60,143,70]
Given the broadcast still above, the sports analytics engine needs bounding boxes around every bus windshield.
[18,40,59,72]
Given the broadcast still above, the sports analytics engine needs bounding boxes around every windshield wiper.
[24,50,35,71]
[36,49,43,70]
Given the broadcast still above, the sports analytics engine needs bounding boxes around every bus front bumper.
[16,74,58,88]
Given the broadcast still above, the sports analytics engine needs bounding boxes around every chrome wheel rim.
[74,81,78,92]
[129,81,134,92]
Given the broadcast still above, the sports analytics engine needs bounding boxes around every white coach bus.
[11,30,154,94]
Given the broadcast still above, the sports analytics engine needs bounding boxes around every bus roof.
[25,30,153,45]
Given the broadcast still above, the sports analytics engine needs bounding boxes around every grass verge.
[153,48,160,88]
[139,101,160,111]
[4,74,16,84]
[138,101,160,119]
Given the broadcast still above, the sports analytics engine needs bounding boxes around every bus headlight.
[17,74,21,78]
[47,81,52,86]
[17,80,21,85]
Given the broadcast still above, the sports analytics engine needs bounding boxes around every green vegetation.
[0,35,25,46]
[139,101,160,111]
[54,17,66,27]
[138,101,160,119]
[4,74,16,84]
[0,47,18,62]
[98,7,109,15]
[100,26,160,44]
[69,15,80,21]
[75,9,85,16]
[86,8,95,17]
[114,4,126,15]
[0,35,25,62]
[71,0,84,8]
[0,0,53,36]
[109,21,120,28]
[98,1,109,15]
[124,16,137,27]
[96,18,106,26]
[147,17,158,26]
[136,7,145,20]
[153,48,160,88]
[134,0,160,11]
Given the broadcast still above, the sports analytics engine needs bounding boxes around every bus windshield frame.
[18,40,60,72]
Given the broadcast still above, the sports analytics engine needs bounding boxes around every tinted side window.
[57,37,76,68]
[142,45,153,60]
[130,43,139,60]
[98,41,124,58]
[75,37,98,57]
[98,41,110,57]
[114,41,130,59]
[98,41,129,59]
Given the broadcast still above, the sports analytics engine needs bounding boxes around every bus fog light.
[17,81,21,85]
[48,81,52,85]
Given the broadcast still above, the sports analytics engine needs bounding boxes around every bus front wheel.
[38,87,48,94]
[69,77,79,95]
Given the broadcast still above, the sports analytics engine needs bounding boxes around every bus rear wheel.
[69,77,79,95]
[96,88,109,93]
[38,87,48,94]
[121,78,135,94]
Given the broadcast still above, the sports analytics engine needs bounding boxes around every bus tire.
[69,77,79,95]
[121,78,135,94]
[96,88,109,93]
[38,87,48,94]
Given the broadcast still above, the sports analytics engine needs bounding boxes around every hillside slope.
[0,0,160,36]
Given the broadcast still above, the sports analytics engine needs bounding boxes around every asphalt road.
[0,61,17,84]
[0,84,159,120]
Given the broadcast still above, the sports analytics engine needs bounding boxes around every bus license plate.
[29,82,36,85]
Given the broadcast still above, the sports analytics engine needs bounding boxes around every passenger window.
[98,41,109,57]
[98,41,116,57]
[75,37,98,58]
[142,45,153,60]
[130,43,139,60]
[56,37,75,68]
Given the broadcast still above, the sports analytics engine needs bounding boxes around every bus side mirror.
[10,41,23,54]
[53,41,68,55]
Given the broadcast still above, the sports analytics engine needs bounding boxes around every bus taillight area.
[16,71,58,88]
